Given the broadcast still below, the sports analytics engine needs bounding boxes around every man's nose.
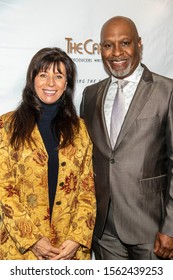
[112,45,124,56]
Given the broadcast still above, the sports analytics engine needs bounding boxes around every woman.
[0,47,96,260]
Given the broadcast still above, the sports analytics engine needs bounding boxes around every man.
[80,16,173,259]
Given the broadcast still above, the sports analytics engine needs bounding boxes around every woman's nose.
[47,76,55,86]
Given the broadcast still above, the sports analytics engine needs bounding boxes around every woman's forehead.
[39,61,65,72]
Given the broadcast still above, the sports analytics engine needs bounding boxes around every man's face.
[100,19,142,78]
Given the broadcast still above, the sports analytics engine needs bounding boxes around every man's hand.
[154,232,173,259]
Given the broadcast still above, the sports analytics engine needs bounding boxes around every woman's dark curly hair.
[10,47,79,150]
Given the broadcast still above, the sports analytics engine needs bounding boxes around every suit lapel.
[91,78,112,155]
[115,66,156,149]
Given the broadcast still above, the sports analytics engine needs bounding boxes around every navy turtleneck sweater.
[37,102,60,218]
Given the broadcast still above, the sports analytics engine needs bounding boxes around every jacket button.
[56,201,61,205]
[110,158,115,164]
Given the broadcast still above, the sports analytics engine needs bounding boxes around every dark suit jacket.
[80,64,173,244]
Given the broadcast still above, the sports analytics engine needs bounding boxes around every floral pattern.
[0,112,96,260]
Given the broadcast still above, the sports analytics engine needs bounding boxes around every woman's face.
[34,62,67,104]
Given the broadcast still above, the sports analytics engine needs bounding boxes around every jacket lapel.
[115,66,156,149]
[91,78,112,156]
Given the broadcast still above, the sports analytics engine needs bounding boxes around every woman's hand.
[31,237,60,260]
[51,240,80,260]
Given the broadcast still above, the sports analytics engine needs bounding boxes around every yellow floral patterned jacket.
[0,112,96,260]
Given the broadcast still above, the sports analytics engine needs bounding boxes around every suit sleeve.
[161,90,173,236]
[80,87,88,119]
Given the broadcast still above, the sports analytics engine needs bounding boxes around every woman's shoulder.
[76,117,90,138]
[0,111,14,131]
[78,117,85,126]
[0,111,14,122]
[78,117,88,131]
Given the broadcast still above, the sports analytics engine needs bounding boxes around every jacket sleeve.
[0,115,43,254]
[65,120,96,250]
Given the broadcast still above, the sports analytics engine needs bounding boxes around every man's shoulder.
[142,64,173,85]
[152,72,173,84]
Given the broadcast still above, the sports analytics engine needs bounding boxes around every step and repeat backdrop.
[0,0,173,115]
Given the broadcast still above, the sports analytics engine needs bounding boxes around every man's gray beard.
[109,63,131,78]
